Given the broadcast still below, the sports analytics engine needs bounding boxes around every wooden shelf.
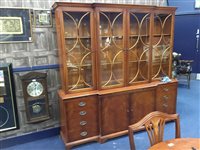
[100,35,123,39]
[67,64,92,68]
[65,36,91,39]
[129,60,148,63]
[100,61,123,65]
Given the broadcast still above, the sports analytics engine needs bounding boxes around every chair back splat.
[128,111,180,150]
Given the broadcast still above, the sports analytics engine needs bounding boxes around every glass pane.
[63,12,93,91]
[128,13,150,84]
[99,12,124,88]
[152,14,172,79]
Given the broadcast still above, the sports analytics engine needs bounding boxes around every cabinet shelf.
[65,36,91,39]
[100,35,123,39]
[153,33,171,37]
[129,34,149,37]
[100,61,123,65]
[129,33,170,38]
[67,64,92,68]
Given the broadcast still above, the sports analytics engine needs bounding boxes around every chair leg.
[187,74,191,89]
[128,128,136,150]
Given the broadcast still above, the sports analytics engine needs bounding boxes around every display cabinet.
[53,2,176,149]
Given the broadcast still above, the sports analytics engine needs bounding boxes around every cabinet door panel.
[130,88,155,124]
[63,11,95,91]
[128,12,150,84]
[152,13,173,79]
[98,11,125,88]
[100,93,129,135]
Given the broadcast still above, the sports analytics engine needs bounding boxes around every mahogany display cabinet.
[52,2,177,149]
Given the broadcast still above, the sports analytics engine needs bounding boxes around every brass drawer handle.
[163,95,168,100]
[79,101,86,107]
[163,88,169,92]
[80,121,87,126]
[79,111,87,116]
[80,131,88,137]
[163,104,168,108]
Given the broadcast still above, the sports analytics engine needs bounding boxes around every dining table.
[148,138,200,150]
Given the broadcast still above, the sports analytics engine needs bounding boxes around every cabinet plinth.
[53,2,177,149]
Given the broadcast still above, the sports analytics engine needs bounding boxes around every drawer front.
[66,96,97,114]
[68,117,98,142]
[65,96,99,142]
[157,84,176,95]
[156,83,177,114]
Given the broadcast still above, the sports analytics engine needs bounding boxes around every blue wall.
[168,0,200,73]
[168,0,200,14]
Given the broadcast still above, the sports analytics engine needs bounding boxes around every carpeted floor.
[2,80,200,150]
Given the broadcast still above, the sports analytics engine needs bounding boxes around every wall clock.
[21,72,50,123]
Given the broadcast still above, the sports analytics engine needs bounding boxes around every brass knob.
[163,88,169,92]
[79,111,87,116]
[163,103,168,108]
[163,95,168,100]
[80,121,87,126]
[79,101,86,107]
[80,131,88,137]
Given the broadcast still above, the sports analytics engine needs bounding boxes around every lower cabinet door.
[130,88,155,124]
[100,93,129,135]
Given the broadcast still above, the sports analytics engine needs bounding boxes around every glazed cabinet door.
[156,81,177,114]
[127,10,151,84]
[96,8,126,89]
[64,96,99,142]
[100,93,129,135]
[60,8,96,92]
[151,9,175,79]
[129,88,155,124]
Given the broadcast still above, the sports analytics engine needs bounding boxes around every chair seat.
[174,60,193,88]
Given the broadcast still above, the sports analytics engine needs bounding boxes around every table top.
[148,138,200,150]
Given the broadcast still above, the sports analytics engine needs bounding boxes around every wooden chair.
[172,52,193,88]
[176,60,193,88]
[128,111,181,150]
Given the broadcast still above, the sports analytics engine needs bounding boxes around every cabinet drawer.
[66,96,97,112]
[157,84,177,95]
[68,125,98,142]
[64,96,99,142]
[68,117,98,142]
[66,96,97,118]
[156,83,177,114]
[67,108,97,119]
